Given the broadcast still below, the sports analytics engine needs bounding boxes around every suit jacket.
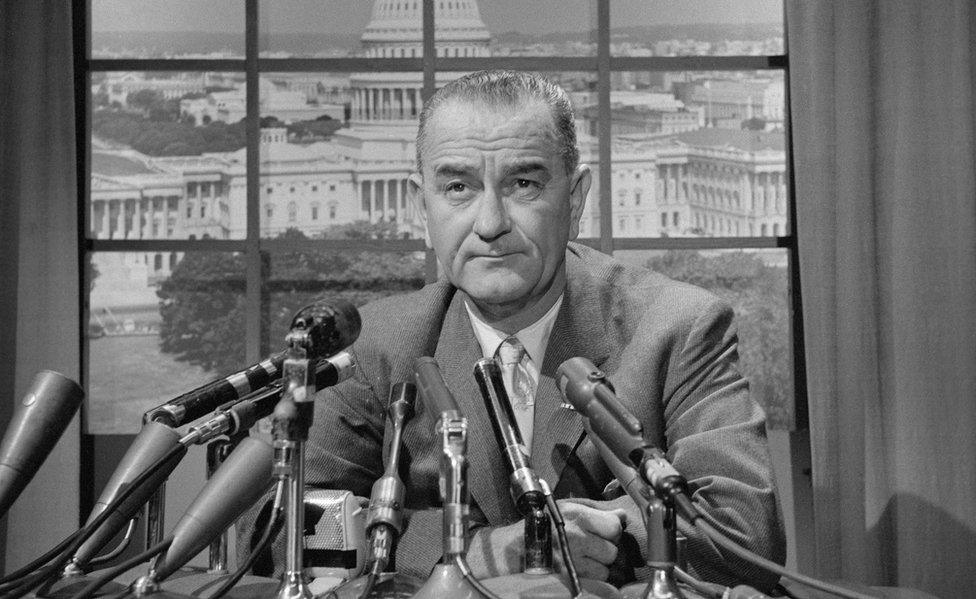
[241,242,785,590]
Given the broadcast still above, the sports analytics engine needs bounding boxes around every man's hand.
[555,499,627,581]
[465,499,626,581]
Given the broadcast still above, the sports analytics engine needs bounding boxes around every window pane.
[614,248,795,429]
[258,71,419,239]
[437,0,596,57]
[91,0,244,59]
[588,71,787,239]
[610,0,783,56]
[90,71,246,240]
[260,1,375,58]
[264,248,427,353]
[87,251,246,434]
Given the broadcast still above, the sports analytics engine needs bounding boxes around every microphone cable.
[65,537,173,599]
[86,519,138,568]
[686,512,878,599]
[453,555,504,599]
[541,484,583,598]
[0,444,186,599]
[673,567,725,599]
[0,527,87,586]
[355,560,382,599]
[207,481,285,599]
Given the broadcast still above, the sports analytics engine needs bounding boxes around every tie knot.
[497,336,526,366]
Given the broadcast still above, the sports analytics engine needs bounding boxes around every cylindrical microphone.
[0,371,84,516]
[364,382,416,570]
[472,359,546,516]
[414,357,460,417]
[152,436,274,581]
[181,351,357,446]
[556,357,690,507]
[145,299,360,427]
[72,421,187,570]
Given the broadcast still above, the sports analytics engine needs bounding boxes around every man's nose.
[472,187,511,242]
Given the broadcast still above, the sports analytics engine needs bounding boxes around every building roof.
[91,151,157,176]
[670,128,785,153]
[362,0,490,44]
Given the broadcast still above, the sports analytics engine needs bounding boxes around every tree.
[127,89,165,113]
[646,250,794,428]
[92,108,246,156]
[157,223,425,375]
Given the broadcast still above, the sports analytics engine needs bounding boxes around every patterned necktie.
[496,336,536,410]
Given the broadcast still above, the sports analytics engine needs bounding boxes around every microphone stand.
[273,324,318,599]
[584,426,686,599]
[411,410,489,599]
[617,497,685,599]
[328,383,424,599]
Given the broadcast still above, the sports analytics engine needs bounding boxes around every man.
[242,70,785,591]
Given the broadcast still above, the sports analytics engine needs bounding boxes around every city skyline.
[92,0,783,36]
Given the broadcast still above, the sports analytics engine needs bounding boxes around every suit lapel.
[433,291,521,525]
[531,256,613,491]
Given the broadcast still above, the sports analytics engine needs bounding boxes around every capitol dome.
[361,0,491,58]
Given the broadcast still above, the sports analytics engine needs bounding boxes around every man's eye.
[446,182,467,193]
[515,179,535,188]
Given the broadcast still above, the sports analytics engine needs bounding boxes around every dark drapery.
[0,1,81,567]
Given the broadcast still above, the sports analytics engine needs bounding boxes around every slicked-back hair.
[416,69,580,175]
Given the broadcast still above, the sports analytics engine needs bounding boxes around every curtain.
[788,1,976,596]
[0,1,81,568]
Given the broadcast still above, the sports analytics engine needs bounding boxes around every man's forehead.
[421,98,560,162]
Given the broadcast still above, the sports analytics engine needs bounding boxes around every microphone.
[471,359,546,516]
[151,436,275,581]
[410,357,481,599]
[0,371,84,516]
[181,351,356,446]
[71,421,187,571]
[472,359,555,577]
[145,299,361,427]
[472,360,620,599]
[304,489,368,581]
[326,384,421,599]
[413,357,460,418]
[555,357,690,507]
[363,382,416,573]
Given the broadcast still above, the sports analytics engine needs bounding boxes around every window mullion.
[245,0,262,362]
[597,0,612,254]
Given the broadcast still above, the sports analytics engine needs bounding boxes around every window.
[83,0,798,442]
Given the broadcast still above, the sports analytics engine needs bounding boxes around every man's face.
[409,98,590,319]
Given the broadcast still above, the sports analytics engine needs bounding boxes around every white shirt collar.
[464,294,564,367]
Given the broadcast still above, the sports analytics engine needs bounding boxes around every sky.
[91,0,783,35]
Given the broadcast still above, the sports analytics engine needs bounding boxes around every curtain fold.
[0,1,81,567]
[788,1,976,596]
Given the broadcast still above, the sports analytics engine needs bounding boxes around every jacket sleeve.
[658,297,786,591]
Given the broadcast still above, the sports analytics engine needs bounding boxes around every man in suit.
[243,69,784,591]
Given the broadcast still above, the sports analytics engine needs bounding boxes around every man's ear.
[407,173,432,249]
[567,164,591,240]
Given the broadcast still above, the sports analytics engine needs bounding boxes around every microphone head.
[289,298,362,360]
[154,436,274,581]
[554,356,604,412]
[413,357,461,418]
[304,489,367,580]
[74,421,185,568]
[0,371,84,516]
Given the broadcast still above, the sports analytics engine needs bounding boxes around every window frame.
[80,0,806,431]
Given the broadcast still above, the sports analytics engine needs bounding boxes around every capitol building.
[89,0,786,313]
